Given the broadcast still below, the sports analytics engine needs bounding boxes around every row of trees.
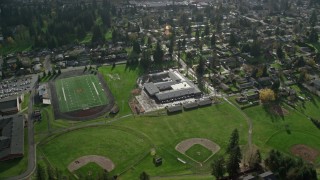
[265,150,317,179]
[0,0,115,49]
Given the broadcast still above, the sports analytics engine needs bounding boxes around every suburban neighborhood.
[0,0,320,179]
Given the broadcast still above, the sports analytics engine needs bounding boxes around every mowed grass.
[39,126,151,175]
[55,74,108,112]
[243,104,320,164]
[38,102,248,179]
[115,103,248,179]
[99,65,142,115]
[185,144,213,162]
[74,162,105,179]
[266,131,320,163]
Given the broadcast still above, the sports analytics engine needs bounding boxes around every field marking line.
[89,75,102,105]
[92,82,99,95]
[61,80,70,112]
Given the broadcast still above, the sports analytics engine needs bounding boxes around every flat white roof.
[173,71,185,81]
[43,99,51,105]
[171,82,190,90]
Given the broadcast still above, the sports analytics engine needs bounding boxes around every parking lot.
[0,75,38,100]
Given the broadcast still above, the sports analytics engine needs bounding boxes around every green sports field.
[55,75,108,113]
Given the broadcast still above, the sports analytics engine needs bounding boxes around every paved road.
[7,89,36,180]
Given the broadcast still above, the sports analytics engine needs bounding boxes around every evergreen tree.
[212,156,225,179]
[48,70,51,76]
[211,33,216,48]
[204,24,210,36]
[91,25,104,43]
[43,71,46,77]
[309,28,319,43]
[277,46,284,59]
[153,42,164,64]
[36,163,47,180]
[133,40,141,54]
[197,55,205,77]
[229,32,237,47]
[140,171,150,180]
[226,129,239,153]
[309,10,317,27]
[226,146,242,177]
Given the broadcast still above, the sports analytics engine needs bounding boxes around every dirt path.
[68,155,115,172]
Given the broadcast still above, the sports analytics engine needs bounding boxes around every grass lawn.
[99,64,142,116]
[38,102,248,179]
[104,30,112,41]
[266,131,320,163]
[74,162,105,179]
[34,105,70,142]
[185,144,213,162]
[21,92,30,110]
[290,85,320,120]
[0,129,28,179]
[55,74,108,112]
[0,41,32,55]
[80,33,92,44]
[243,104,320,162]
[39,126,151,176]
[114,103,248,179]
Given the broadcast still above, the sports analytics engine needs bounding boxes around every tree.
[226,146,242,177]
[212,156,225,179]
[84,66,87,72]
[37,163,47,180]
[153,42,164,64]
[277,46,284,59]
[48,70,51,77]
[204,24,210,36]
[249,149,262,170]
[265,149,317,179]
[309,10,317,27]
[91,25,104,43]
[195,27,200,44]
[43,71,46,77]
[47,166,56,180]
[229,32,237,47]
[197,55,205,77]
[140,171,150,180]
[250,40,261,57]
[259,88,275,103]
[226,129,239,153]
[133,40,141,54]
[309,28,319,43]
[140,49,151,70]
[58,68,61,74]
[210,33,216,48]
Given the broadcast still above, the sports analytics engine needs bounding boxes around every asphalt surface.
[7,89,36,180]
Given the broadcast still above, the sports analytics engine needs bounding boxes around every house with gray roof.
[0,115,24,161]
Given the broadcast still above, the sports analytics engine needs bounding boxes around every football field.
[55,75,108,113]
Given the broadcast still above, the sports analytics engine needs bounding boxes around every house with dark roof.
[0,95,24,116]
[0,115,24,161]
